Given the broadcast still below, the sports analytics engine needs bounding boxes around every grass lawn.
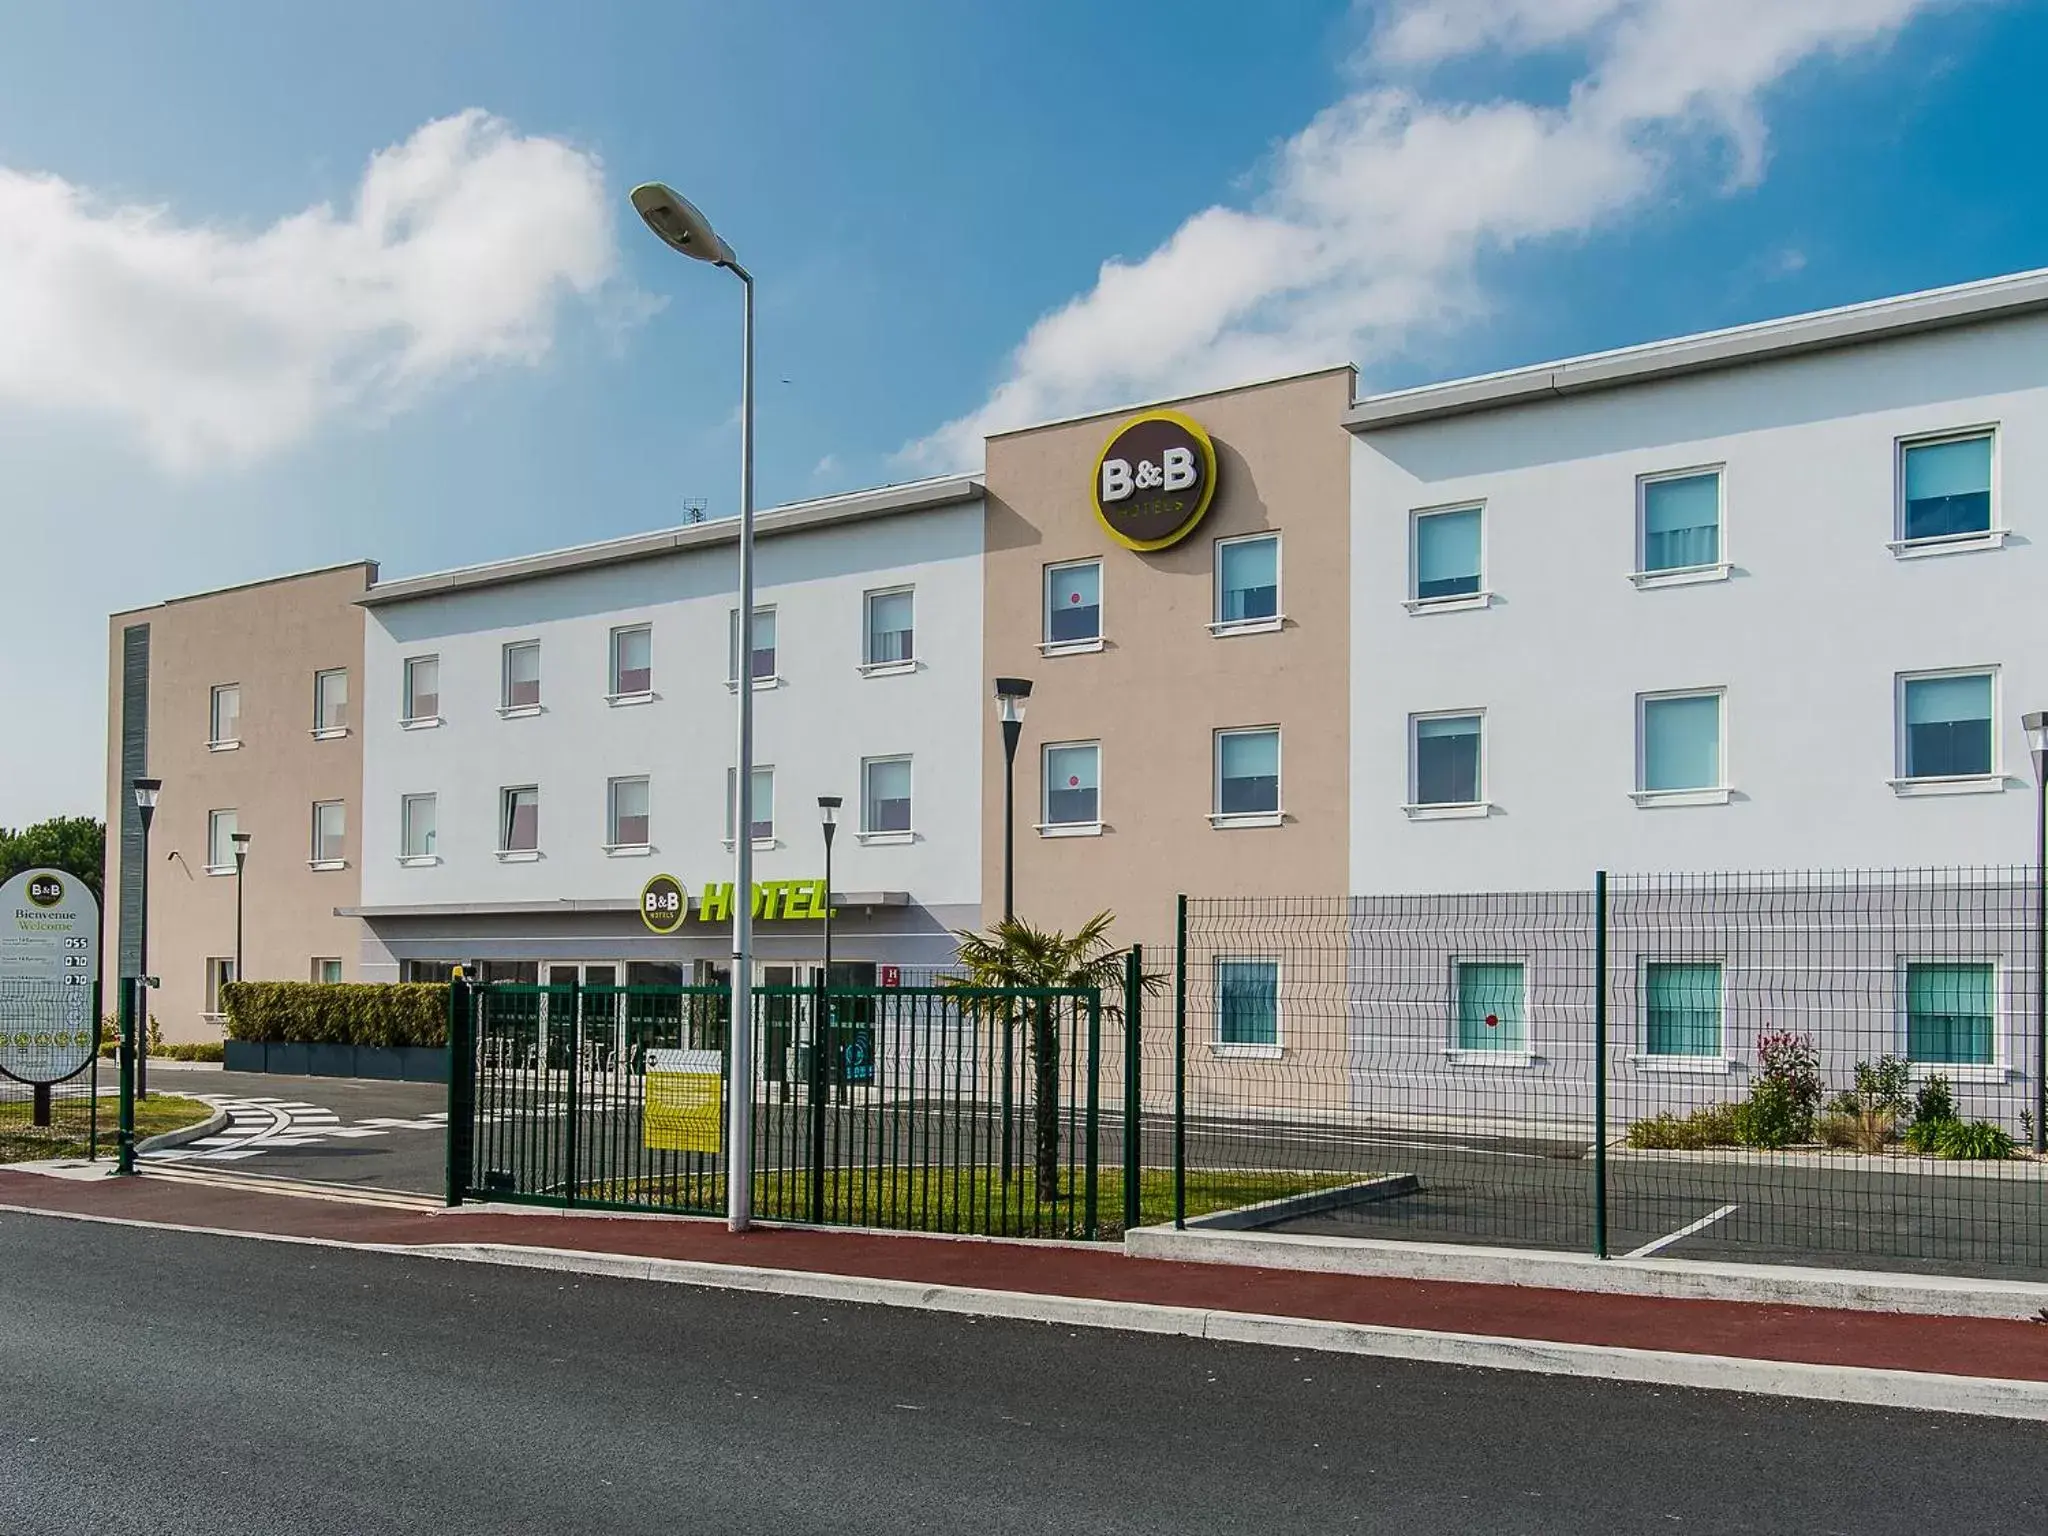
[0,1094,216,1164]
[575,1164,1363,1239]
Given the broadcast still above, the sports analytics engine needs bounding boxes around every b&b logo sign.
[1091,409,1218,551]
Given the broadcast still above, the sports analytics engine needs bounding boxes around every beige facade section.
[103,563,374,1043]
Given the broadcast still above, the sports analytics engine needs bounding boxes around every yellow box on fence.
[643,1047,724,1154]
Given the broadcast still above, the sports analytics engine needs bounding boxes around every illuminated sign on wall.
[1091,409,1218,552]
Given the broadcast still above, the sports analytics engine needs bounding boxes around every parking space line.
[1626,1203,1740,1259]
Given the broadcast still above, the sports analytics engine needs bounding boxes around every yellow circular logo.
[1090,410,1218,552]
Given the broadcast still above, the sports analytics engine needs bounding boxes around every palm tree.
[947,912,1166,1191]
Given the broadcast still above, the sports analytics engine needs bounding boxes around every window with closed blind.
[1898,433,1994,545]
[1638,470,1723,578]
[1043,561,1102,649]
[1410,506,1483,606]
[1898,671,1995,782]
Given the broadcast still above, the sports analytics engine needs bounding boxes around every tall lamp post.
[818,797,841,983]
[2026,711,2048,1155]
[630,180,759,1233]
[992,678,1032,1183]
[232,831,252,992]
[132,778,160,1103]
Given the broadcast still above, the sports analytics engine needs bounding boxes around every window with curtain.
[611,627,652,695]
[314,959,343,984]
[1414,715,1482,805]
[500,786,539,851]
[863,757,913,833]
[1641,693,1722,792]
[725,766,775,841]
[1641,472,1721,572]
[1044,743,1100,825]
[207,809,238,868]
[1216,535,1279,624]
[209,684,240,745]
[314,669,349,732]
[1644,962,1723,1056]
[1906,961,1994,1065]
[404,656,439,721]
[1902,435,1992,541]
[609,777,650,845]
[401,794,436,857]
[1413,507,1482,600]
[502,642,540,709]
[865,589,915,665]
[1456,961,1526,1052]
[1216,958,1280,1047]
[1045,561,1102,645]
[1216,729,1280,815]
[311,800,345,863]
[729,608,777,681]
[1902,673,1993,778]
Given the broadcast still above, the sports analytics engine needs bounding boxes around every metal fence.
[1171,869,2048,1279]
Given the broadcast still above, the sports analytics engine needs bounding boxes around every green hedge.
[221,981,449,1048]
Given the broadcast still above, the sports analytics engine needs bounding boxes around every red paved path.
[6,1169,2047,1382]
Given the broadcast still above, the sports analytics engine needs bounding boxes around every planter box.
[393,1046,449,1084]
[267,1043,311,1078]
[217,1041,448,1084]
[224,1040,267,1075]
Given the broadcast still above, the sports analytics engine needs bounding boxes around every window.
[209,684,240,747]
[1042,742,1101,830]
[1044,561,1102,648]
[500,786,539,853]
[402,959,464,984]
[313,669,349,734]
[310,801,346,866]
[608,776,650,847]
[1905,962,1995,1067]
[403,656,440,723]
[1454,961,1526,1053]
[204,957,235,1018]
[1900,671,1994,780]
[1900,433,1993,543]
[1213,728,1280,822]
[502,641,541,711]
[610,626,652,697]
[206,810,238,872]
[401,794,437,860]
[1216,958,1280,1050]
[1639,691,1725,796]
[729,607,777,683]
[725,766,775,843]
[1411,506,1482,604]
[1644,962,1723,1058]
[1411,713,1483,809]
[864,589,915,668]
[862,756,913,835]
[1639,470,1722,574]
[1215,535,1279,630]
[312,958,343,984]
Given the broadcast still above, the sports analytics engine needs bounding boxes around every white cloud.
[0,109,617,471]
[906,0,1973,469]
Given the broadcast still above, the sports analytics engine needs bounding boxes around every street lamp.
[131,778,160,1106]
[2026,711,2048,1155]
[232,831,252,991]
[818,797,841,985]
[631,180,758,1233]
[994,678,1034,923]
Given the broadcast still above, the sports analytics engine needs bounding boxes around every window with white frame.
[608,776,650,847]
[862,756,913,834]
[611,626,652,696]
[1904,961,1995,1067]
[313,669,348,734]
[1899,671,1995,780]
[403,656,440,722]
[1215,958,1280,1049]
[1638,691,1724,795]
[1044,561,1102,648]
[729,607,777,683]
[725,766,775,843]
[1411,506,1482,603]
[1639,470,1722,574]
[500,786,539,852]
[204,957,235,1017]
[1644,961,1723,1058]
[310,801,345,866]
[1215,534,1279,629]
[1214,728,1280,820]
[864,589,915,668]
[1454,960,1526,1053]
[1042,742,1100,828]
[206,809,238,871]
[1412,713,1483,807]
[209,684,240,746]
[401,794,437,859]
[502,641,541,711]
[1899,432,1993,543]
[312,958,343,984]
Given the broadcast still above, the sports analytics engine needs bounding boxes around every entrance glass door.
[542,962,622,1072]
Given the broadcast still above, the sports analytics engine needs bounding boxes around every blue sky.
[2,0,2043,822]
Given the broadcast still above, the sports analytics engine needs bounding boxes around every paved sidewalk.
[5,1166,2047,1398]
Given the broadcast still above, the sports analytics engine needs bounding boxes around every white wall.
[360,504,984,916]
[1350,315,2048,894]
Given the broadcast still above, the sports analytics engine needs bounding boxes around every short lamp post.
[2026,711,2048,1155]
[131,777,161,1106]
[232,831,252,993]
[992,677,1032,1184]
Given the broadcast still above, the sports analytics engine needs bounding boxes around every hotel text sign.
[642,874,835,930]
[1092,409,1218,552]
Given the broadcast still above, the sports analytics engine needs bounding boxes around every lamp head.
[132,777,161,812]
[2025,711,2048,779]
[629,183,736,266]
[818,795,842,827]
[993,676,1033,726]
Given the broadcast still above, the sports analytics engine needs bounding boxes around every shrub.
[1750,1028,1821,1144]
[1824,1089,1862,1118]
[1626,1102,1747,1150]
[1930,1119,2015,1160]
[158,1042,225,1062]
[1737,1078,1809,1149]
[1913,1074,1956,1129]
[1816,1112,1860,1149]
[220,981,448,1049]
[1852,1055,1912,1118]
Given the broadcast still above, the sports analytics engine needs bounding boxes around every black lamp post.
[132,778,160,1104]
[2026,711,2048,1156]
[811,795,841,1218]
[818,797,841,983]
[232,830,252,991]
[993,678,1034,922]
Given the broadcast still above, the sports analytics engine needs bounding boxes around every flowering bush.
[1746,1027,1822,1148]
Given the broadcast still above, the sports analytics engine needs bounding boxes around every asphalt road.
[4,1214,2045,1535]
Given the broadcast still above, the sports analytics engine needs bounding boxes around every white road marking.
[139,1095,445,1166]
[1626,1203,1741,1259]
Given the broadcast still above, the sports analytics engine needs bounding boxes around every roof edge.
[985,363,1358,444]
[109,559,378,622]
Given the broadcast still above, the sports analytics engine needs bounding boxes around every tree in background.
[0,816,106,902]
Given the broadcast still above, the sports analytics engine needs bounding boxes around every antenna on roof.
[683,498,707,525]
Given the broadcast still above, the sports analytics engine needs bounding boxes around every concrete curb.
[135,1106,230,1156]
[1124,1225,2048,1320]
[1186,1174,1418,1231]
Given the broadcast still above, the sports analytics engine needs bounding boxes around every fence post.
[564,974,581,1207]
[1174,894,1188,1231]
[1592,869,1609,1260]
[809,974,828,1224]
[88,979,101,1160]
[116,975,137,1177]
[445,972,473,1207]
[1084,989,1101,1241]
[1122,945,1142,1235]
